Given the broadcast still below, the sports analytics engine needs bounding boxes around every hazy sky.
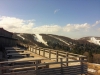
[0,0,100,39]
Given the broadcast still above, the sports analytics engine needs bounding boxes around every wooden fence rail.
[3,43,87,75]
[0,58,87,75]
[26,44,87,62]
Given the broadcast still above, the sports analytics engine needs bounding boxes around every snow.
[88,37,100,45]
[88,68,96,72]
[17,34,25,40]
[49,35,70,45]
[34,34,48,46]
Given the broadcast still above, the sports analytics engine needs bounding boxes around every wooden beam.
[56,51,58,62]
[66,52,68,66]
[43,49,45,57]
[49,50,51,59]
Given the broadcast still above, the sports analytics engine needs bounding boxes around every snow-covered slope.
[88,37,100,45]
[48,35,70,45]
[17,34,25,40]
[34,34,48,46]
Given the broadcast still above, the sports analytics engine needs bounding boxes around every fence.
[0,43,88,75]
[0,57,87,75]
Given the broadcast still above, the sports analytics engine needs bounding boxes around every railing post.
[29,46,31,51]
[30,46,32,52]
[56,51,58,62]
[30,46,32,51]
[60,58,63,68]
[27,45,28,50]
[66,52,68,66]
[39,48,40,55]
[49,50,51,59]
[43,49,45,57]
[35,60,38,70]
[37,48,40,54]
[35,47,37,54]
[28,45,30,51]
[34,46,36,53]
[31,46,32,52]
[79,56,84,75]
[32,46,34,53]
[36,48,38,54]
[60,58,63,75]
[32,46,34,52]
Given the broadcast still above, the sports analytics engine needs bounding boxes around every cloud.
[33,25,61,33]
[92,20,100,26]
[0,16,91,34]
[63,23,90,32]
[0,16,99,38]
[54,9,60,14]
[0,16,35,33]
[0,16,61,33]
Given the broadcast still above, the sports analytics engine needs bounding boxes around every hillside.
[13,33,100,63]
[80,36,100,45]
[13,33,48,48]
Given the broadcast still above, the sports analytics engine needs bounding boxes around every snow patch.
[34,34,48,46]
[88,37,100,45]
[17,34,25,40]
[49,35,70,45]
[88,68,96,73]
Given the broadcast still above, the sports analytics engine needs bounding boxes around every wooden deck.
[5,47,21,50]
[7,57,43,62]
[0,45,88,75]
[7,53,30,56]
[0,57,87,75]
[7,50,25,52]
[3,65,87,75]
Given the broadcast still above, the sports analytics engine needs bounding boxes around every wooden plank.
[7,50,25,52]
[7,53,30,56]
[5,47,21,50]
[2,65,87,75]
[7,58,42,62]
[0,61,86,71]
[10,65,46,71]
[0,58,86,64]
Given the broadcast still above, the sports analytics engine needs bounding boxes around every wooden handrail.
[0,57,86,64]
[0,58,87,70]
[19,43,87,57]
[18,43,87,62]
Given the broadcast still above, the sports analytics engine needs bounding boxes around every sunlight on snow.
[34,34,48,46]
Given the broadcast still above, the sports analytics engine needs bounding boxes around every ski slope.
[17,34,25,40]
[48,35,70,45]
[34,34,48,46]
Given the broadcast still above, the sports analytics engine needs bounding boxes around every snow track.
[34,34,48,46]
[48,35,70,45]
[17,34,25,40]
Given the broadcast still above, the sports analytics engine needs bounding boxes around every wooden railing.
[1,43,87,75]
[0,57,87,75]
[24,44,87,62]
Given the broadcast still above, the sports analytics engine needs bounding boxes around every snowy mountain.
[80,36,100,45]
[13,33,100,63]
[34,34,48,46]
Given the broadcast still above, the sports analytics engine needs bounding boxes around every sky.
[0,0,100,39]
